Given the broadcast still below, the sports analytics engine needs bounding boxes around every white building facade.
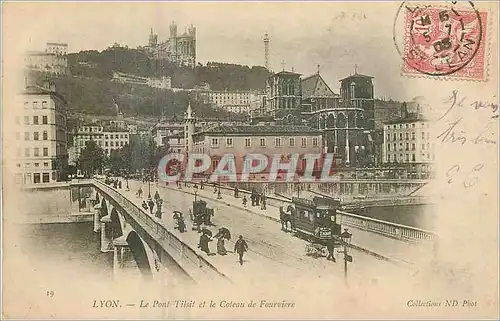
[70,125,130,163]
[382,118,434,179]
[200,90,264,115]
[13,85,68,185]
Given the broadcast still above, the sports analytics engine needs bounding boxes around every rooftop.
[340,72,374,81]
[21,85,68,105]
[301,73,339,99]
[194,124,321,136]
[383,115,428,125]
[273,70,302,76]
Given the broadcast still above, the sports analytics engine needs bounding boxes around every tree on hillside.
[78,140,106,177]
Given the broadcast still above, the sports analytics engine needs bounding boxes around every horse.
[279,206,294,232]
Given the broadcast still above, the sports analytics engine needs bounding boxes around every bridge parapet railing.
[176,181,436,244]
[92,179,227,282]
[337,210,437,243]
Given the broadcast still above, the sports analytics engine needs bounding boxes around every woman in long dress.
[217,237,227,255]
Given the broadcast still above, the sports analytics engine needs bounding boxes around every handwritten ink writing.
[470,99,498,114]
[474,122,497,145]
[437,90,465,121]
[436,90,498,121]
[436,118,467,145]
[445,164,484,188]
[436,118,497,145]
[446,164,460,183]
[463,164,484,188]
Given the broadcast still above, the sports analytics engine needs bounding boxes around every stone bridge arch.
[110,208,124,239]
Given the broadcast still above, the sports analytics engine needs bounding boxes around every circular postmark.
[393,1,483,77]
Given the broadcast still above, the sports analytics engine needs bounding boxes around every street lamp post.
[148,176,151,199]
[340,228,353,285]
[194,190,198,202]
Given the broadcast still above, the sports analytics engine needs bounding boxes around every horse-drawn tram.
[283,196,342,257]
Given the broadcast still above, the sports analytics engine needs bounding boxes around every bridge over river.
[20,178,437,288]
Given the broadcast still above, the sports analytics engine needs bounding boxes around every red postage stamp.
[402,2,488,80]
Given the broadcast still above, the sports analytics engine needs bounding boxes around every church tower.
[184,102,195,154]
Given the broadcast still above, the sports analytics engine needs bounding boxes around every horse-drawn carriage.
[190,199,215,230]
[280,196,342,257]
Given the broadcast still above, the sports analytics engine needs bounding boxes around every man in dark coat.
[234,186,239,198]
[154,190,160,201]
[118,180,122,189]
[251,188,256,206]
[147,198,155,215]
[234,235,249,265]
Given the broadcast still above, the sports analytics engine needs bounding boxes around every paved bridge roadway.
[112,179,424,287]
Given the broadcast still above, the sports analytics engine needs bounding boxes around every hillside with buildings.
[27,71,235,119]
[67,47,270,91]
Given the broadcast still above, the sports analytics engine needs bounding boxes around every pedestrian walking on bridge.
[147,198,155,215]
[234,235,248,265]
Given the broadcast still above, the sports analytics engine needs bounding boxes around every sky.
[3,2,459,101]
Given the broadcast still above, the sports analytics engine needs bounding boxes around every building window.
[412,143,415,151]
[105,135,109,139]
[260,138,266,147]
[421,132,425,139]
[245,138,251,147]
[211,138,219,147]
[301,138,307,147]
[275,137,281,147]
[110,141,114,146]
[405,133,409,140]
[24,116,30,125]
[312,137,319,147]
[42,173,50,183]
[399,133,403,140]
[24,132,30,140]
[43,131,48,140]
[411,132,415,140]
[289,138,295,147]
[33,132,39,140]
[422,144,425,150]
[405,143,409,151]
[43,148,48,156]
[33,116,39,125]
[33,101,39,109]
[387,144,391,151]
[24,102,29,109]
[34,148,39,157]
[386,134,390,141]
[24,148,30,157]
[412,154,416,162]
[44,162,49,167]
[226,138,233,147]
[412,124,415,128]
[393,133,396,141]
[34,162,40,167]
[34,173,41,184]
[105,142,108,147]
[42,101,48,109]
[42,116,48,124]
[393,143,396,151]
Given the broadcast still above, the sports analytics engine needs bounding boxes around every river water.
[351,204,435,230]
[20,222,114,280]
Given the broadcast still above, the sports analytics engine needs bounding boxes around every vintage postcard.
[2,1,499,319]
